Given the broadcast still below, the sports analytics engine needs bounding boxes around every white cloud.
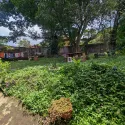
[6,41,18,47]
[0,26,10,36]
[28,25,42,34]
[16,36,42,45]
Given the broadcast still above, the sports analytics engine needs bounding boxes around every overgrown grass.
[10,55,125,71]
[10,57,65,70]
[1,56,125,124]
[89,55,125,69]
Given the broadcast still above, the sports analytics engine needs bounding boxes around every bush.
[3,61,125,124]
[0,59,10,79]
[4,66,61,115]
[55,63,125,124]
[23,90,51,115]
[0,59,10,91]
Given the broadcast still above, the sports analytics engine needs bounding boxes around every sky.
[0,25,42,47]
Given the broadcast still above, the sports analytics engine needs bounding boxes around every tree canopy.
[18,39,30,48]
[117,13,125,48]
[1,0,124,52]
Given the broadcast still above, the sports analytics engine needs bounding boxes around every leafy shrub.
[91,62,111,73]
[3,61,125,124]
[0,60,10,91]
[0,59,10,79]
[22,90,51,115]
[117,47,125,55]
[4,66,61,115]
[55,63,125,124]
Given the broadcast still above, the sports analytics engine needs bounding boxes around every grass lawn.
[10,55,125,71]
[10,57,65,69]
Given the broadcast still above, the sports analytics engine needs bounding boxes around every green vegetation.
[117,13,125,49]
[89,56,125,71]
[0,56,125,124]
[1,0,118,52]
[89,28,111,45]
[18,39,31,48]
[10,57,65,70]
[0,59,10,83]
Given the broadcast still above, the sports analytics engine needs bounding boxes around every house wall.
[41,47,49,56]
[87,43,106,54]
[59,46,74,57]
[59,43,107,57]
[59,46,69,57]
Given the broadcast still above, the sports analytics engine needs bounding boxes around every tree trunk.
[84,41,88,55]
[103,29,109,52]
[75,36,81,52]
[110,11,120,51]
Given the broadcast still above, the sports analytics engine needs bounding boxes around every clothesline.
[0,52,24,59]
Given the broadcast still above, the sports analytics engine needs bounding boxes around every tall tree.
[1,0,119,52]
[0,0,39,41]
[117,13,125,48]
[110,0,125,50]
[18,39,30,48]
[37,0,106,52]
[10,0,113,52]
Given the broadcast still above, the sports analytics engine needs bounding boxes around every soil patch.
[0,93,41,125]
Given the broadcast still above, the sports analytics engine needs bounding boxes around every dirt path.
[0,92,40,125]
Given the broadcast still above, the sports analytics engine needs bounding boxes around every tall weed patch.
[3,62,125,124]
[0,60,10,91]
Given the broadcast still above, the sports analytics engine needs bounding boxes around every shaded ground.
[0,92,41,125]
